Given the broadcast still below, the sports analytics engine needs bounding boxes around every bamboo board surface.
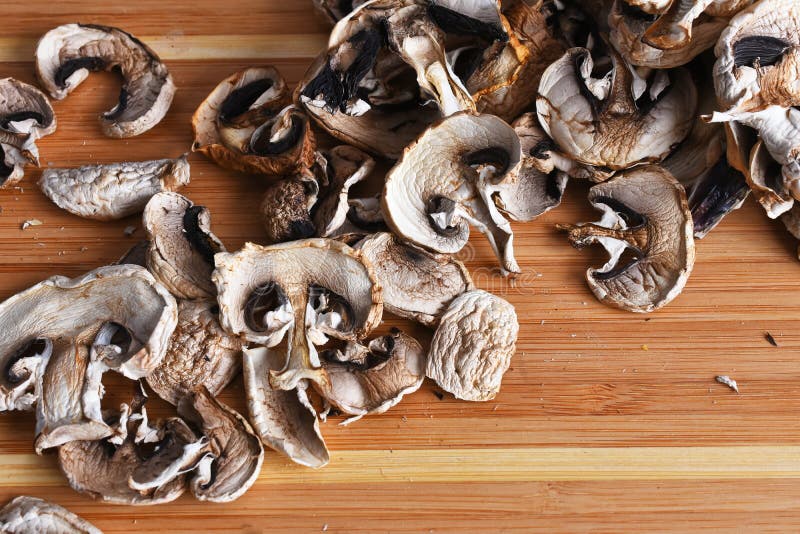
[1,1,800,532]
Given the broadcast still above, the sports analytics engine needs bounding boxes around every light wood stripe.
[0,34,328,63]
[3,446,799,487]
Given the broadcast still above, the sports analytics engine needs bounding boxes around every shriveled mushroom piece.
[713,0,800,115]
[426,290,518,402]
[177,387,263,502]
[747,139,794,218]
[0,496,101,534]
[536,46,697,170]
[192,67,316,175]
[0,266,176,446]
[39,155,190,221]
[260,174,319,244]
[313,0,367,23]
[383,112,523,275]
[243,346,329,468]
[214,239,382,391]
[35,24,174,137]
[355,232,473,326]
[557,166,695,312]
[143,192,225,300]
[688,156,749,238]
[147,300,242,406]
[318,329,426,423]
[0,78,56,174]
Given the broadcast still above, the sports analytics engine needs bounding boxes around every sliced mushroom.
[0,496,101,534]
[193,67,316,175]
[39,155,190,221]
[355,232,473,326]
[382,112,523,275]
[243,346,329,468]
[35,24,174,137]
[641,1,754,50]
[557,165,695,312]
[260,174,319,244]
[214,239,382,391]
[143,192,225,300]
[426,289,518,402]
[688,155,749,238]
[536,46,697,170]
[318,329,426,423]
[747,139,793,218]
[0,78,56,170]
[313,0,368,23]
[177,387,263,502]
[713,0,800,115]
[0,144,28,188]
[312,146,375,236]
[147,300,243,406]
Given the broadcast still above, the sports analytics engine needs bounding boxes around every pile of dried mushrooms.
[0,0,797,515]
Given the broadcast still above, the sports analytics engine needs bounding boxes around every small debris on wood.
[21,219,42,230]
[432,390,444,400]
[641,344,649,351]
[322,525,329,532]
[123,225,137,236]
[715,375,739,393]
[765,332,778,347]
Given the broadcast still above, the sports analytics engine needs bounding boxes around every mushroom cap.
[143,191,225,299]
[536,47,697,170]
[355,232,474,326]
[35,24,174,138]
[426,289,518,402]
[147,300,243,406]
[260,175,319,244]
[0,78,57,165]
[558,165,695,313]
[0,496,101,534]
[39,155,191,221]
[382,111,522,275]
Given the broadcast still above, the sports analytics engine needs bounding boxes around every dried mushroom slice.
[0,78,56,170]
[426,290,518,402]
[312,146,375,236]
[143,192,225,300]
[557,166,695,312]
[35,24,174,137]
[355,232,473,326]
[39,155,190,221]
[318,329,426,423]
[382,112,523,275]
[688,155,749,238]
[747,139,793,218]
[214,239,382,391]
[713,0,800,115]
[147,300,242,406]
[177,387,264,502]
[260,174,319,244]
[243,346,329,468]
[0,496,101,534]
[0,144,28,189]
[192,67,315,176]
[313,0,368,23]
[536,46,697,170]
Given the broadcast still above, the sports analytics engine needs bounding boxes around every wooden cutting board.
[1,1,800,532]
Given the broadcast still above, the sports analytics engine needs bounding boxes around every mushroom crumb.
[715,375,740,393]
[20,219,42,230]
[765,333,779,347]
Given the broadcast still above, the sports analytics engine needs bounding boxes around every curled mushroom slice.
[0,496,101,534]
[355,232,473,326]
[536,46,697,170]
[557,166,695,312]
[318,330,426,424]
[143,192,225,300]
[426,290,518,402]
[713,0,800,115]
[147,300,243,405]
[688,156,749,238]
[312,146,375,236]
[177,387,263,502]
[0,78,56,168]
[39,155,190,221]
[747,139,793,218]
[243,346,329,468]
[0,265,176,449]
[641,1,754,51]
[35,24,174,137]
[214,239,382,391]
[383,112,523,275]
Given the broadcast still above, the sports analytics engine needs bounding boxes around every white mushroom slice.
[426,290,518,402]
[317,330,426,424]
[143,192,225,300]
[0,78,57,170]
[0,266,176,439]
[39,155,190,221]
[193,67,316,176]
[147,300,243,406]
[214,240,382,392]
[35,24,174,137]
[557,165,695,313]
[177,387,264,502]
[0,496,101,534]
[243,346,329,468]
[355,232,473,326]
[713,0,800,115]
[383,112,523,275]
[536,46,697,170]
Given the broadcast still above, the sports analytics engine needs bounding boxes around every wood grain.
[1,1,800,532]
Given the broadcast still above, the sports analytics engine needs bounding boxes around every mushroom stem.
[556,222,649,251]
[604,49,638,116]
